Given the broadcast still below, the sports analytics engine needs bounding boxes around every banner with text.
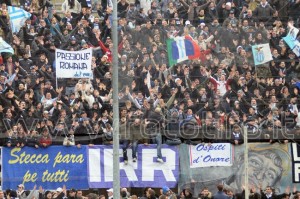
[189,143,233,168]
[291,143,300,182]
[179,143,294,196]
[88,144,179,188]
[55,48,93,78]
[2,146,89,190]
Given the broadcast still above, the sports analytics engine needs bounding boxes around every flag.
[4,73,16,85]
[293,41,300,57]
[0,37,14,54]
[86,0,92,7]
[251,43,273,65]
[166,36,200,67]
[8,6,31,33]
[283,26,300,57]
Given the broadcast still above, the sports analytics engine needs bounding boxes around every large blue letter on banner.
[2,146,89,190]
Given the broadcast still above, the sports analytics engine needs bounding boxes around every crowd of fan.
[1,183,299,199]
[0,0,299,152]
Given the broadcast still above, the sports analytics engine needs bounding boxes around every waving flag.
[8,6,31,33]
[252,43,273,65]
[0,37,14,54]
[283,26,300,57]
[4,73,16,85]
[166,36,200,67]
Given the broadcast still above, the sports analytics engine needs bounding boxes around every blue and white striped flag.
[8,6,31,33]
[0,37,14,54]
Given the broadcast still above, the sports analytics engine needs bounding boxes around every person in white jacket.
[17,184,38,199]
[62,0,81,17]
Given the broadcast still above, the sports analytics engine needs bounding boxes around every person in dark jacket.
[213,184,229,199]
[144,103,165,163]
[260,186,291,199]
[253,0,276,25]
[26,129,40,148]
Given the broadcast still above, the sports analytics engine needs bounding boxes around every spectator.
[253,0,277,25]
[39,128,52,147]
[62,0,82,18]
[213,184,229,199]
[68,189,77,199]
[106,189,113,199]
[17,184,37,199]
[260,186,290,199]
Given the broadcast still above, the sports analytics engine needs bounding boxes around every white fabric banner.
[189,143,233,168]
[55,48,93,78]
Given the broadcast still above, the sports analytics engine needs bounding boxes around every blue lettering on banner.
[190,143,232,168]
[196,144,226,152]
[202,155,230,163]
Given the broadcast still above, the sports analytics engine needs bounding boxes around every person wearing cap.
[162,186,178,198]
[218,2,233,23]
[107,188,113,199]
[17,184,37,199]
[222,10,238,28]
[67,35,80,50]
[80,39,90,49]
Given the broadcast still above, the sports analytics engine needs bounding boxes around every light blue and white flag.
[283,26,300,57]
[0,37,14,54]
[251,43,273,65]
[4,73,16,85]
[8,6,31,33]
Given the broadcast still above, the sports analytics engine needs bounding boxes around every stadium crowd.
[0,0,299,161]
[0,0,300,197]
[1,183,300,199]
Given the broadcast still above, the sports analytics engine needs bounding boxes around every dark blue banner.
[2,146,89,190]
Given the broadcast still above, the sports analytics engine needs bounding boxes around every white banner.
[189,143,233,168]
[88,145,179,188]
[55,48,93,78]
